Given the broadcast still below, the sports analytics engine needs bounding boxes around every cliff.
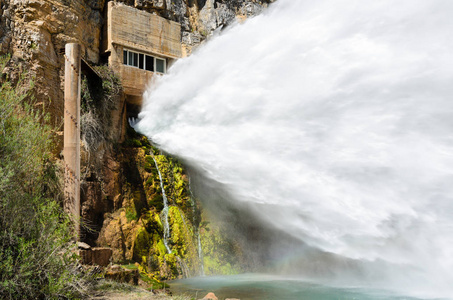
[0,0,273,124]
[0,0,274,282]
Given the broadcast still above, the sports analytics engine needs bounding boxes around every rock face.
[1,0,104,127]
[0,0,274,128]
[108,0,274,55]
[104,264,140,285]
[94,140,204,279]
[0,0,274,283]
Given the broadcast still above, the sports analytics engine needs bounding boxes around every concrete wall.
[108,44,155,98]
[105,2,182,100]
[107,2,181,59]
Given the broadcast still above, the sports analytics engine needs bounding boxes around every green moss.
[132,226,152,262]
[155,239,167,257]
[164,253,179,278]
[140,274,169,290]
[125,207,137,222]
[154,212,163,230]
[136,263,169,289]
[118,133,234,280]
[168,206,188,256]
[143,162,153,173]
[123,138,142,148]
[203,257,237,275]
[132,190,143,215]
[141,210,162,234]
[200,219,244,276]
[121,264,138,270]
[140,136,151,150]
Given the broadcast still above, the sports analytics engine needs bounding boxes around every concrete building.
[103,2,182,107]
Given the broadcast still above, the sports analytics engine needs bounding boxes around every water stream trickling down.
[151,155,172,254]
[189,176,205,276]
[135,0,453,298]
[196,230,204,276]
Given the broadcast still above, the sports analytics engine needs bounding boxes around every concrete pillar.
[64,43,81,236]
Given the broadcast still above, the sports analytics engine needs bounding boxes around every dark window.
[156,58,165,73]
[123,49,166,73]
[133,52,138,67]
[139,54,144,69]
[128,51,134,66]
[145,55,154,71]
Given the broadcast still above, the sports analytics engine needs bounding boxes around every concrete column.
[64,43,81,236]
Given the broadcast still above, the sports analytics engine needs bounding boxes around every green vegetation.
[121,130,248,280]
[119,134,201,279]
[92,279,192,300]
[92,279,138,293]
[115,125,245,281]
[0,55,87,299]
[200,221,243,276]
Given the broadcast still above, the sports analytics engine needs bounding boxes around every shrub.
[0,55,87,299]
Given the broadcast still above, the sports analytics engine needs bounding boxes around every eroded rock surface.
[0,0,275,282]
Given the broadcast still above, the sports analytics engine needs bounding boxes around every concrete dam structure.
[64,4,182,235]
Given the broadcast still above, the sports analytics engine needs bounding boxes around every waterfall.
[197,231,204,276]
[135,0,453,298]
[188,175,205,276]
[175,256,190,279]
[151,155,172,254]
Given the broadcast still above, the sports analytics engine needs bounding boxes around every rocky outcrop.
[0,0,274,130]
[113,0,274,54]
[104,264,140,285]
[1,0,104,127]
[0,0,275,284]
[94,139,203,279]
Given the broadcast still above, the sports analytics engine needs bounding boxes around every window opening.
[133,52,138,67]
[139,53,144,69]
[128,51,133,66]
[156,58,165,73]
[123,50,128,65]
[145,55,154,72]
[123,49,166,74]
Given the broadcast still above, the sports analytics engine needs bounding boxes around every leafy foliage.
[0,55,87,299]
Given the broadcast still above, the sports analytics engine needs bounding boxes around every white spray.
[136,0,453,298]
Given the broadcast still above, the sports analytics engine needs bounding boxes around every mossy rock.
[141,210,162,234]
[132,226,152,262]
[115,133,240,280]
[200,219,244,276]
[148,193,164,211]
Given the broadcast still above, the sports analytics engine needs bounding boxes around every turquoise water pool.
[170,274,434,300]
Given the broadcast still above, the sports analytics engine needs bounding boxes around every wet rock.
[104,264,140,285]
[97,210,139,262]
